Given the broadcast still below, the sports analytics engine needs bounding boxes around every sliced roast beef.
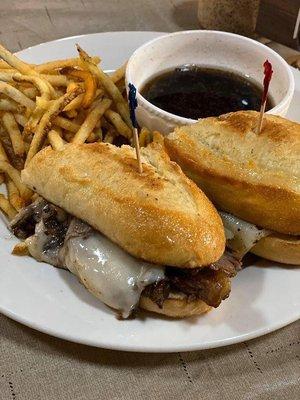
[144,252,241,309]
[11,199,240,316]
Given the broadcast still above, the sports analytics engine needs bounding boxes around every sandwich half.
[165,111,300,265]
[11,139,240,318]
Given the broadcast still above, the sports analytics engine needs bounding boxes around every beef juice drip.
[141,65,274,119]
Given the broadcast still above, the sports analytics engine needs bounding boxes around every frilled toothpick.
[256,60,273,135]
[128,83,142,173]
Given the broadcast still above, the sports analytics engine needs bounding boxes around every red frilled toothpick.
[256,60,273,134]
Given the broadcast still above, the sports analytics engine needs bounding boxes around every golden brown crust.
[252,234,300,265]
[165,111,300,235]
[21,141,225,267]
[140,294,211,317]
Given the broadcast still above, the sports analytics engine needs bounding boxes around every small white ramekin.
[126,30,295,134]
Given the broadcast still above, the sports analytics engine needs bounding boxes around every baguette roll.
[251,234,300,265]
[140,293,211,317]
[165,111,300,235]
[21,140,225,268]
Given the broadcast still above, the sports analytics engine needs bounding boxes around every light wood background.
[0,0,299,61]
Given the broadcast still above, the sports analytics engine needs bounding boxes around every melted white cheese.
[64,233,165,318]
[219,211,271,257]
[26,220,61,266]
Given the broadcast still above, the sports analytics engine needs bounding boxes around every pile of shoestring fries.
[0,43,153,222]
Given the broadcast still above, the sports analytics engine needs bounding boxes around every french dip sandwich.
[165,111,300,265]
[11,138,240,318]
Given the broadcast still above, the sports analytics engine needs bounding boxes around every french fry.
[139,127,152,147]
[0,139,9,161]
[2,112,25,156]
[6,178,25,211]
[61,67,96,109]
[0,71,68,86]
[63,93,84,111]
[63,131,74,142]
[76,45,132,127]
[19,86,39,99]
[94,126,103,141]
[13,73,52,101]
[103,131,114,143]
[0,160,32,201]
[86,131,98,143]
[54,116,80,133]
[48,129,65,151]
[67,81,79,92]
[152,130,164,144]
[0,128,24,170]
[0,68,18,73]
[65,109,77,119]
[54,126,62,135]
[73,109,87,125]
[0,43,135,200]
[116,79,125,94]
[12,241,29,256]
[0,137,7,185]
[26,87,84,164]
[72,98,112,144]
[42,74,69,87]
[0,43,38,76]
[104,109,132,139]
[94,87,105,100]
[0,70,16,81]
[0,82,35,109]
[14,113,27,127]
[23,142,30,154]
[0,98,24,112]
[0,193,17,220]
[34,56,101,73]
[0,60,15,69]
[101,116,114,130]
[23,97,50,137]
[54,88,65,98]
[14,73,56,135]
[111,62,127,83]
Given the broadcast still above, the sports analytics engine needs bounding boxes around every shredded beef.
[208,252,242,276]
[143,252,241,309]
[11,199,240,312]
[10,198,70,253]
[10,198,47,239]
[143,280,171,308]
[41,203,70,252]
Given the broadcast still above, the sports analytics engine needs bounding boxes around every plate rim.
[1,300,299,353]
[15,31,167,56]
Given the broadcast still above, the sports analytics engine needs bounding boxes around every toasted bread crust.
[165,111,300,234]
[140,294,211,317]
[252,234,300,265]
[21,141,225,267]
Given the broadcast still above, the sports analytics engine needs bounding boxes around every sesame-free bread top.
[165,111,300,234]
[21,140,225,267]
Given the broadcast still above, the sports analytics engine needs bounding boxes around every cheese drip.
[64,232,165,318]
[219,211,271,257]
[25,216,165,318]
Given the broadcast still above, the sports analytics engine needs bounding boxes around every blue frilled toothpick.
[128,83,143,173]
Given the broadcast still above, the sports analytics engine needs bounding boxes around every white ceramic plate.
[0,32,299,353]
